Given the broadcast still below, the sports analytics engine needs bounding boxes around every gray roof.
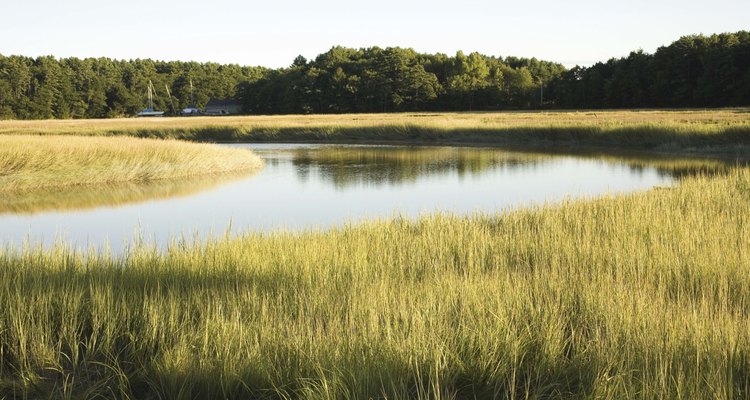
[205,99,242,108]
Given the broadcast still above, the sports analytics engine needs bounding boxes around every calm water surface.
[0,144,702,253]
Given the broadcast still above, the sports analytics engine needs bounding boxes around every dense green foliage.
[239,47,564,113]
[0,49,562,119]
[1,31,748,119]
[246,31,750,112]
[553,31,750,108]
[0,56,265,119]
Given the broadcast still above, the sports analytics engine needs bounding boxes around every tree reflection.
[286,146,747,188]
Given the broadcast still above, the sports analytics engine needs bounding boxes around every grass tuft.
[0,135,264,193]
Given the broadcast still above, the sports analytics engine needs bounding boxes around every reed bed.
[1,168,748,398]
[1,110,749,153]
[0,135,263,193]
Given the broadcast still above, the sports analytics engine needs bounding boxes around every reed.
[1,167,748,398]
[0,135,264,193]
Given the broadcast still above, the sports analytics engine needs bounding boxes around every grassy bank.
[1,110,749,155]
[0,135,263,193]
[1,168,748,398]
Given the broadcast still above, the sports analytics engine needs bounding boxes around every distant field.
[1,109,749,154]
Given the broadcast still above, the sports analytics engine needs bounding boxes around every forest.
[0,31,748,119]
[0,58,266,119]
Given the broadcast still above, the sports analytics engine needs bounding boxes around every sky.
[2,0,748,68]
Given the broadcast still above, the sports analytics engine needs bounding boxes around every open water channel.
[0,143,737,254]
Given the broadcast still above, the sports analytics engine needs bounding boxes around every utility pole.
[189,79,195,106]
[540,78,544,108]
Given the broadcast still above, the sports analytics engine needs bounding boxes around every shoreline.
[0,135,264,194]
[208,138,750,161]
[1,109,746,159]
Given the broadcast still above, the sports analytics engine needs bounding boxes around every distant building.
[204,99,243,115]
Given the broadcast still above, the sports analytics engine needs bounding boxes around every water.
[1,143,722,253]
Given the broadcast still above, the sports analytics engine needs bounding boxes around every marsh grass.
[1,168,749,398]
[0,135,264,193]
[1,110,749,153]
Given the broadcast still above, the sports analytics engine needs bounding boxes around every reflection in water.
[2,143,746,254]
[610,156,745,179]
[0,171,258,215]
[273,145,747,188]
[547,147,748,179]
[289,147,546,188]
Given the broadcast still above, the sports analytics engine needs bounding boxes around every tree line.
[0,57,265,119]
[238,47,564,113]
[0,31,747,119]
[552,31,750,108]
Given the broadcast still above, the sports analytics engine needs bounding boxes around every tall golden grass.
[1,111,748,397]
[1,168,748,398]
[1,110,748,153]
[0,135,264,193]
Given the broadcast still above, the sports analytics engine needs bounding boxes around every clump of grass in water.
[0,168,748,398]
[0,135,264,193]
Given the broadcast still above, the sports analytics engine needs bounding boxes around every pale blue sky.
[2,0,748,68]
